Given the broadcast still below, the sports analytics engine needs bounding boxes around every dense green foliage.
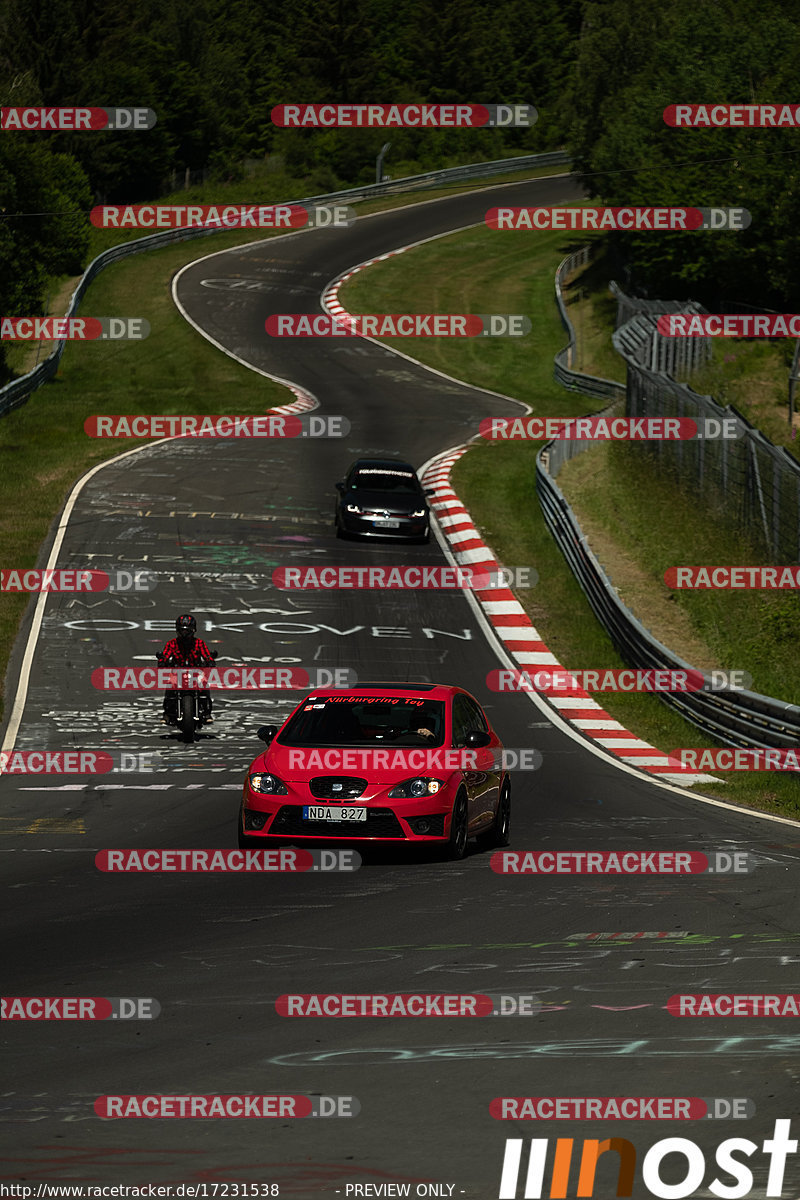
[566,0,800,308]
[4,0,800,380]
[0,0,579,379]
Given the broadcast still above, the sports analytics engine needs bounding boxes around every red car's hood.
[249,741,468,786]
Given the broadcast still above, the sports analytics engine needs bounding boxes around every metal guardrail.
[0,149,569,419]
[552,246,626,403]
[537,247,800,750]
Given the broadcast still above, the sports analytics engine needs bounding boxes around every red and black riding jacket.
[159,637,215,667]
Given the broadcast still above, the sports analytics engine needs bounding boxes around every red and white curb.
[323,249,714,786]
[268,385,317,416]
[325,251,407,321]
[421,448,714,784]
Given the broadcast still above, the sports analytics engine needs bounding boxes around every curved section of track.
[2,175,799,1195]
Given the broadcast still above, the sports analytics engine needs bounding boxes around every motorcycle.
[157,650,218,743]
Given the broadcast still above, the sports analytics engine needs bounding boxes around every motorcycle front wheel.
[179,693,195,743]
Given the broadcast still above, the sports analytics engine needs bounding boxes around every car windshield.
[350,469,419,493]
[277,697,446,747]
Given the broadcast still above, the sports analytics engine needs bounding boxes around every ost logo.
[498,1118,797,1197]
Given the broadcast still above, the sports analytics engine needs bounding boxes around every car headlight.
[248,772,288,795]
[388,776,443,798]
[410,509,427,518]
[346,504,363,514]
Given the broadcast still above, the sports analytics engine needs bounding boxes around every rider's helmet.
[175,613,197,646]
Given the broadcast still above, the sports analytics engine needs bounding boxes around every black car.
[335,458,431,542]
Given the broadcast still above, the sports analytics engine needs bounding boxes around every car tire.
[445,791,469,861]
[477,781,511,851]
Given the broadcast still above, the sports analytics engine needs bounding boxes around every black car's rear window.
[350,469,419,493]
[277,697,446,747]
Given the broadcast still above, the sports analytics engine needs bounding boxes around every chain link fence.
[610,282,800,562]
[537,245,800,750]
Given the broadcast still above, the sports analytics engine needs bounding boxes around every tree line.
[2,0,799,382]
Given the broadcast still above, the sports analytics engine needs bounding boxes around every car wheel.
[445,792,469,860]
[477,781,511,851]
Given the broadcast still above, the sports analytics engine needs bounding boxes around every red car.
[238,683,511,859]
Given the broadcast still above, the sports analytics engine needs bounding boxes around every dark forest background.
[2,0,800,380]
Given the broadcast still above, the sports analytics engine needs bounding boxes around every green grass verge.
[86,160,569,259]
[339,225,800,819]
[0,228,294,722]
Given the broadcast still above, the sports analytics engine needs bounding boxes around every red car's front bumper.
[241,783,457,843]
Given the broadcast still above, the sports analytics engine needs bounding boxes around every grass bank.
[340,227,800,819]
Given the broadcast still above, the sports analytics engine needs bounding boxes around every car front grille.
[271,806,405,838]
[308,776,367,799]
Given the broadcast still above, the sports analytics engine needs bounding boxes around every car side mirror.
[465,729,491,748]
[335,481,345,493]
[257,725,278,743]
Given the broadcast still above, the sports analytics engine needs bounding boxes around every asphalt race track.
[2,174,800,1198]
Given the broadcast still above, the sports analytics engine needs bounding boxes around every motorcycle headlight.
[248,772,288,795]
[388,776,443,798]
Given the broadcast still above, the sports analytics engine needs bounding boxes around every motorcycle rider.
[158,614,215,725]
